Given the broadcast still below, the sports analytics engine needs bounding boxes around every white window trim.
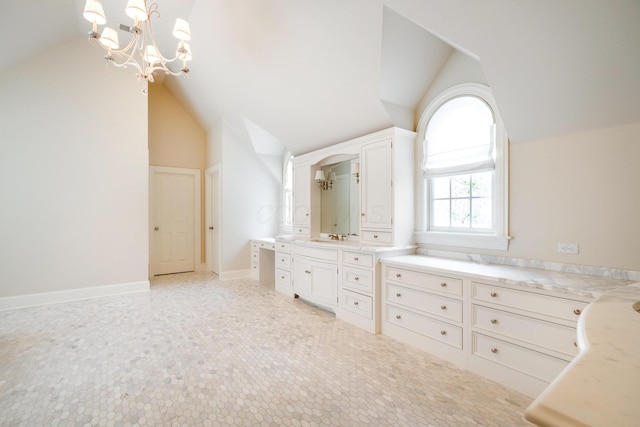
[415,83,510,251]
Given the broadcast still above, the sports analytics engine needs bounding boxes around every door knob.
[154,227,159,231]
[209,226,214,230]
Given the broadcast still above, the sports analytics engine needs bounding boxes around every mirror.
[319,158,360,235]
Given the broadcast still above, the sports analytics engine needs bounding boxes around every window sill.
[415,231,511,251]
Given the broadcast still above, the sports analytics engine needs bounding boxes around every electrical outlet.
[557,243,579,254]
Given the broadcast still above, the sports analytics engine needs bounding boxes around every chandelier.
[82,0,192,84]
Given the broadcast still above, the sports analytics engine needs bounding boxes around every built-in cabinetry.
[380,255,591,397]
[275,241,292,296]
[291,127,415,247]
[291,243,339,310]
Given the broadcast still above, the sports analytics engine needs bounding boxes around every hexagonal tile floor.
[0,272,531,426]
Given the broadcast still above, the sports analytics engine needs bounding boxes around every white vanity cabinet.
[292,162,311,238]
[291,243,339,311]
[337,250,376,332]
[275,241,292,296]
[468,280,588,397]
[360,130,414,246]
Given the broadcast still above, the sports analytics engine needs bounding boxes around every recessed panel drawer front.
[472,305,578,357]
[276,253,291,270]
[473,333,568,382]
[293,226,310,237]
[342,267,373,294]
[472,282,588,323]
[341,289,373,319]
[386,305,462,349]
[276,241,291,252]
[385,267,463,297]
[387,283,462,323]
[362,230,392,244]
[292,244,338,262]
[276,269,291,288]
[259,241,276,250]
[342,251,374,268]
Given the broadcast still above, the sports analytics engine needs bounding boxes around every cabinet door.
[292,163,310,225]
[292,257,312,296]
[361,139,392,229]
[309,260,338,307]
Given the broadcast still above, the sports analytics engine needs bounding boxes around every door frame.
[149,166,202,277]
[205,164,222,275]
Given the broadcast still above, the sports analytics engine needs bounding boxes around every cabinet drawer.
[342,251,374,268]
[342,267,373,294]
[472,305,578,358]
[386,283,462,323]
[385,267,463,297]
[472,282,588,323]
[341,289,373,319]
[472,333,568,383]
[259,241,276,250]
[362,230,392,244]
[385,305,462,349]
[293,226,309,237]
[276,253,291,270]
[276,241,291,252]
[276,269,291,288]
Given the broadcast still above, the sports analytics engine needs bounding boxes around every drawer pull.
[490,319,498,324]
[281,258,285,262]
[573,309,582,315]
[373,235,378,239]
[304,270,311,274]
[440,305,447,310]
[396,293,402,298]
[281,276,285,279]
[574,341,578,348]
[440,330,446,336]
[354,301,359,306]
[354,277,359,281]
[354,257,359,262]
[395,314,401,320]
[396,273,402,278]
[490,292,498,297]
[440,282,447,287]
[491,347,499,354]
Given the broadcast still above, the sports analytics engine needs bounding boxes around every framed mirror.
[319,158,360,235]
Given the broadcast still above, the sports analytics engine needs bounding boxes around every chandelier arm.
[148,64,189,77]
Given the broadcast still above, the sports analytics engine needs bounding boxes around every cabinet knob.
[373,235,378,238]
[440,305,447,310]
[305,213,309,216]
[490,292,498,297]
[354,301,359,306]
[154,226,159,231]
[361,213,365,217]
[440,330,446,336]
[281,276,285,279]
[491,347,499,354]
[304,270,311,274]
[395,314,401,320]
[574,341,578,348]
[354,257,359,262]
[490,318,498,324]
[281,259,285,262]
[354,277,359,281]
[396,293,402,298]
[440,282,447,287]
[209,226,214,230]
[573,308,582,316]
[396,273,402,278]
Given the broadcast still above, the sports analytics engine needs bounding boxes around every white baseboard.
[219,269,251,281]
[0,280,150,311]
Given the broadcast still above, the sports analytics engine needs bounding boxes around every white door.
[361,139,392,229]
[292,163,310,225]
[205,165,221,275]
[150,167,200,276]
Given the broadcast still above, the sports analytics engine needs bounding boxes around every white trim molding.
[219,269,251,281]
[0,281,149,311]
[416,231,511,251]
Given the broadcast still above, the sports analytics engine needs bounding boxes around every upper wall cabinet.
[292,127,415,246]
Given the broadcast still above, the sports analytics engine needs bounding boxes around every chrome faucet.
[328,233,340,240]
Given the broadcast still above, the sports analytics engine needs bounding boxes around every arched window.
[417,84,509,250]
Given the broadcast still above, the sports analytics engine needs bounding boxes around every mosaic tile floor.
[0,272,532,426]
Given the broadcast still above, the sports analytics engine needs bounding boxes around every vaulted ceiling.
[2,0,639,157]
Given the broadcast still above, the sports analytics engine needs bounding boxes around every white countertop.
[524,283,640,427]
[380,255,634,300]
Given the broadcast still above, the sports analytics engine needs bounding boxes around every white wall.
[207,123,279,276]
[0,38,149,300]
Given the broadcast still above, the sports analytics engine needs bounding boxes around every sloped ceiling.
[2,1,639,155]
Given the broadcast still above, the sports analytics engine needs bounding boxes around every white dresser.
[379,255,630,397]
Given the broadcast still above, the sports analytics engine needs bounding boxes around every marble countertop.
[380,255,634,300]
[524,283,640,427]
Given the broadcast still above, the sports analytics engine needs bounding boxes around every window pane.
[451,199,470,227]
[433,200,450,227]
[472,197,492,228]
[432,177,450,199]
[451,175,471,198]
[472,172,492,197]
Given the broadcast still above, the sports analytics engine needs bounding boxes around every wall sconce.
[315,170,335,190]
[351,162,360,184]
